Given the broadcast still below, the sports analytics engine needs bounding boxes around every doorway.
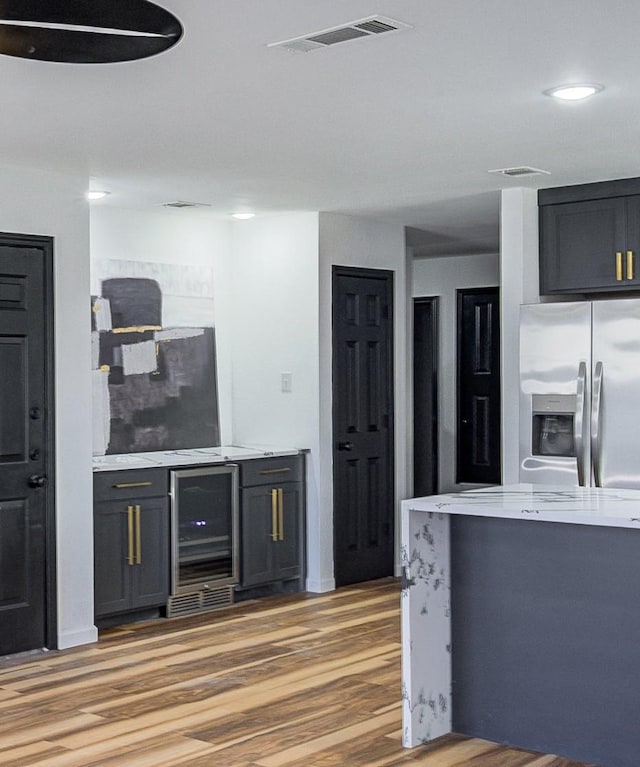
[456,287,501,485]
[0,233,55,654]
[332,266,394,587]
[413,298,438,497]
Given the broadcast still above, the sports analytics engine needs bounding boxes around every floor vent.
[488,166,551,178]
[167,586,234,618]
[269,16,411,53]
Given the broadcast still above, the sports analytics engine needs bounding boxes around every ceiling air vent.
[161,201,211,209]
[269,16,411,53]
[488,166,551,178]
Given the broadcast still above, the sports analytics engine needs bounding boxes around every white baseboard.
[57,625,99,650]
[305,577,336,593]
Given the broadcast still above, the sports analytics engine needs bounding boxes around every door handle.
[616,251,623,281]
[591,361,604,487]
[337,441,354,451]
[135,505,142,564]
[574,361,588,487]
[29,406,41,420]
[278,488,284,541]
[271,489,278,541]
[127,505,134,565]
[627,250,634,280]
[28,474,47,488]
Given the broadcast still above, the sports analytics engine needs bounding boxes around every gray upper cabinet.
[539,177,640,295]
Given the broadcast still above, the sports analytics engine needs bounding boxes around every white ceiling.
[4,0,640,256]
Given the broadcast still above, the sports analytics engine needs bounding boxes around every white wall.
[412,252,500,493]
[229,213,322,586]
[0,164,96,649]
[499,188,539,483]
[319,213,408,581]
[90,206,234,443]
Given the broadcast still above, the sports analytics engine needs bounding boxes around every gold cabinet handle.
[127,505,134,565]
[135,505,142,564]
[616,251,623,281]
[113,481,153,489]
[271,489,278,541]
[628,250,634,280]
[259,467,292,475]
[278,488,284,540]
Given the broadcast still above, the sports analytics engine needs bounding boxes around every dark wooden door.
[457,288,501,485]
[413,298,438,497]
[0,236,54,654]
[332,266,394,587]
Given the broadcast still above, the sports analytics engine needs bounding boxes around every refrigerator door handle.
[591,361,604,487]
[574,361,588,486]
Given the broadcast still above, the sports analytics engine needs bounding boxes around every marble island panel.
[92,445,302,471]
[401,482,640,766]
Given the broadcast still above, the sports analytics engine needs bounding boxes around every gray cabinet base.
[450,514,640,767]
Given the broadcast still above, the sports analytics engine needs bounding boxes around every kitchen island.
[401,484,640,767]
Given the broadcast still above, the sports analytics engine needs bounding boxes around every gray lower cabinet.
[239,456,304,588]
[93,469,169,618]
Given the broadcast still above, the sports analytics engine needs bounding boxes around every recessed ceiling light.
[544,83,604,101]
[232,212,255,220]
[86,190,109,201]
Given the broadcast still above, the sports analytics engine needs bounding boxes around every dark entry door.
[0,235,53,654]
[413,298,438,497]
[332,266,394,587]
[457,287,501,485]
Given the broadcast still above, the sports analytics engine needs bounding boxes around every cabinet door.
[94,501,131,617]
[540,198,626,293]
[241,486,277,587]
[131,498,170,609]
[274,484,302,581]
[624,196,640,283]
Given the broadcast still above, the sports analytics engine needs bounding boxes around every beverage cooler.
[168,464,239,615]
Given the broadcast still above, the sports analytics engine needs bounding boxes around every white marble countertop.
[92,445,302,472]
[402,483,640,530]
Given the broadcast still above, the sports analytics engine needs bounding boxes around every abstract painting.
[91,260,220,455]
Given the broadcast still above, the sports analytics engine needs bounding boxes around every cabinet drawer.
[240,456,303,487]
[93,469,168,502]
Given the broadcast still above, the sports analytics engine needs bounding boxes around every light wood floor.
[0,578,595,767]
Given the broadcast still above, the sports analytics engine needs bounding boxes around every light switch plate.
[281,372,292,393]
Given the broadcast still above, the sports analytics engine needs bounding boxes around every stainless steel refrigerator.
[520,298,640,488]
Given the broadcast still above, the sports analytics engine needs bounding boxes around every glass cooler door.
[170,465,239,593]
